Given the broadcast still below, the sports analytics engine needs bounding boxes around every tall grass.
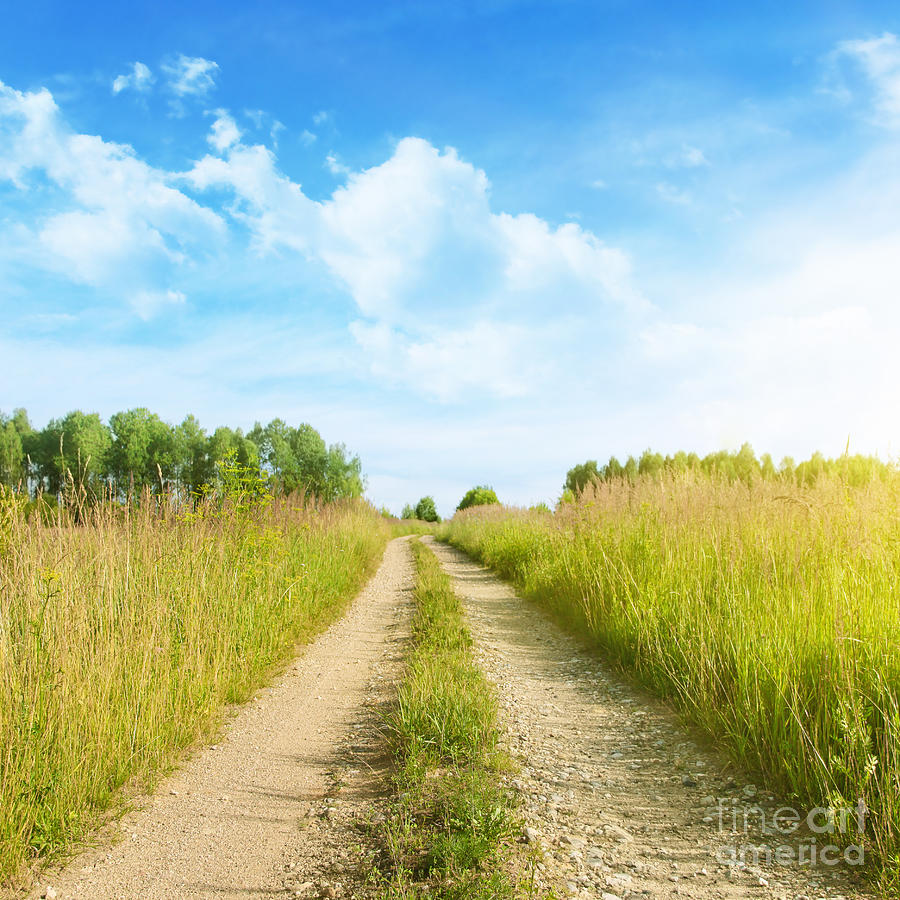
[442,474,900,887]
[0,488,387,886]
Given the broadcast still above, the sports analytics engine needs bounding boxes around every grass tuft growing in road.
[375,538,528,899]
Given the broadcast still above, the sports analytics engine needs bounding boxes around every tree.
[108,408,177,496]
[733,442,760,483]
[602,456,624,480]
[457,485,499,511]
[564,460,600,496]
[414,496,440,522]
[175,414,212,496]
[249,419,363,501]
[207,426,258,479]
[323,442,364,501]
[400,503,416,519]
[637,449,665,478]
[0,411,25,488]
[32,411,111,496]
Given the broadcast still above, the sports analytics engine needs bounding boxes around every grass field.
[0,487,388,886]
[376,539,524,899]
[442,473,900,888]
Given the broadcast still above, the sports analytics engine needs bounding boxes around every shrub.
[415,496,440,522]
[456,485,499,511]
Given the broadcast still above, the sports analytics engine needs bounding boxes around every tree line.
[564,443,896,496]
[0,408,364,502]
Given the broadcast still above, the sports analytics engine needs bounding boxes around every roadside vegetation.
[0,453,387,886]
[443,448,900,889]
[376,539,527,899]
[456,485,499,512]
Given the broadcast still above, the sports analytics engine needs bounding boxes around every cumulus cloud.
[0,78,223,316]
[834,32,900,126]
[162,54,219,108]
[325,152,350,176]
[182,135,647,398]
[112,62,154,94]
[3,73,647,399]
[208,110,241,152]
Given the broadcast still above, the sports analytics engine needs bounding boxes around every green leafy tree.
[637,449,665,478]
[733,442,760,483]
[249,419,362,500]
[323,442,364,501]
[33,411,111,496]
[414,496,440,523]
[208,426,258,477]
[0,411,25,488]
[602,456,624,480]
[457,485,499,511]
[564,460,600,495]
[401,503,416,519]
[108,408,177,496]
[175,415,212,496]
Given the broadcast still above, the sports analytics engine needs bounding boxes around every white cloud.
[325,152,350,176]
[270,120,285,148]
[591,178,607,189]
[349,320,545,401]
[0,78,224,316]
[131,288,186,320]
[182,135,646,398]
[300,129,317,146]
[679,143,708,167]
[655,181,692,204]
[834,32,900,126]
[208,110,241,152]
[112,62,154,95]
[312,110,332,126]
[162,55,219,98]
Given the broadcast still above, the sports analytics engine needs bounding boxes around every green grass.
[389,519,439,538]
[441,474,900,891]
[375,539,528,899]
[0,488,388,887]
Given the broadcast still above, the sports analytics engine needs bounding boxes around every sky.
[2,1,900,516]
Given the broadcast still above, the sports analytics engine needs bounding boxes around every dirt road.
[425,538,875,900]
[27,538,413,900]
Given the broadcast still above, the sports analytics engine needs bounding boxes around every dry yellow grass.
[0,487,387,886]
[444,472,900,889]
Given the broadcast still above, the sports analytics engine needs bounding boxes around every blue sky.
[2,1,900,515]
